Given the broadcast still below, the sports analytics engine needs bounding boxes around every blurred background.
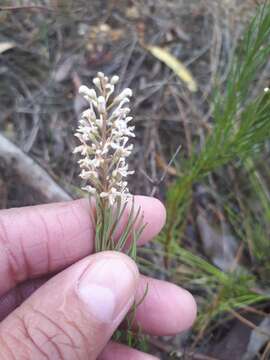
[1,1,270,359]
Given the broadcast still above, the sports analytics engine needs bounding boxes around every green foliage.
[94,196,145,260]
[140,241,270,332]
[94,195,148,348]
[113,284,149,351]
[169,246,269,327]
[165,3,270,248]
[225,157,270,282]
[160,2,270,336]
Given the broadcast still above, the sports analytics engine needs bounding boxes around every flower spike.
[74,72,135,206]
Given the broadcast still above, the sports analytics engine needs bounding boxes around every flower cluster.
[74,72,135,205]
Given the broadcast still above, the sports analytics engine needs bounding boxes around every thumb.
[0,251,139,359]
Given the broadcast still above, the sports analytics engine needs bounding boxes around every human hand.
[0,196,196,359]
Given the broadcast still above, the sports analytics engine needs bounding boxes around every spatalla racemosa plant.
[74,72,145,259]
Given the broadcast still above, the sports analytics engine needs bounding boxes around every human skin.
[0,195,197,359]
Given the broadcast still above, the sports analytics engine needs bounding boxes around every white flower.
[74,72,135,205]
[82,109,96,121]
[79,86,97,101]
[105,84,115,101]
[80,168,99,179]
[73,145,85,154]
[82,185,96,195]
[115,88,133,103]
[93,77,101,89]
[110,75,119,85]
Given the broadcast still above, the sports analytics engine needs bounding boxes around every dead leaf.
[146,45,197,92]
[197,213,238,271]
[126,5,139,19]
[88,23,124,46]
[0,41,15,54]
[243,318,270,360]
[53,56,76,83]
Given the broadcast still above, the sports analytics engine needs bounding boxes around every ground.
[0,1,270,359]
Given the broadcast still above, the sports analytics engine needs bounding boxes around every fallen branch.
[0,133,72,203]
[0,5,53,12]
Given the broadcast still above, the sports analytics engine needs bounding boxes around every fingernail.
[77,256,138,323]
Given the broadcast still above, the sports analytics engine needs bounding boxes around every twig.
[262,340,270,360]
[149,338,219,360]
[0,133,72,203]
[229,309,270,338]
[243,305,269,317]
[141,144,181,196]
[0,5,53,12]
[170,87,192,156]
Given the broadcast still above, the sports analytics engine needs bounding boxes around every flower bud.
[93,77,101,89]
[79,85,97,101]
[111,75,119,85]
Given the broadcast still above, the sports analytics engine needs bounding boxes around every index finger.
[0,196,165,297]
